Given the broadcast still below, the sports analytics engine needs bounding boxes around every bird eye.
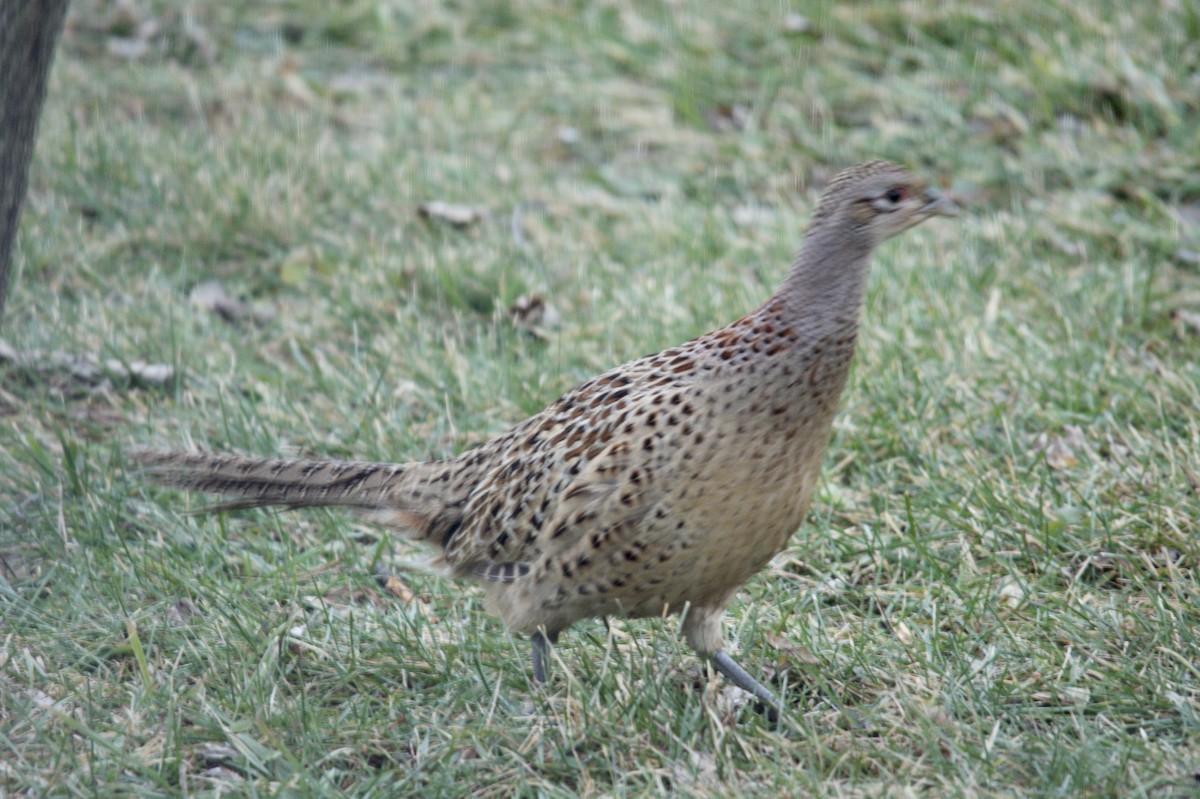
[885,187,905,204]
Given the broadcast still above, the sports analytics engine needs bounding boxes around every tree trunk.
[0,0,70,322]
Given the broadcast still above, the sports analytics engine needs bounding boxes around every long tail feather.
[129,448,432,512]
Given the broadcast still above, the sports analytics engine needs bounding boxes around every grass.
[2,0,1199,795]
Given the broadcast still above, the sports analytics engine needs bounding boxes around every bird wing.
[442,353,696,576]
[461,434,672,583]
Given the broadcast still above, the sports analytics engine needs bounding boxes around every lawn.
[2,0,1199,796]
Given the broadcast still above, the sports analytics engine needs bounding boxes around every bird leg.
[531,629,558,683]
[682,604,784,718]
[711,650,783,718]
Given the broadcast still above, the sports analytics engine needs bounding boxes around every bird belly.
[490,460,818,636]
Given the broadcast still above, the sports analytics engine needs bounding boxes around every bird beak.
[922,190,959,218]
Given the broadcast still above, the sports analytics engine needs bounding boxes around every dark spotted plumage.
[131,161,957,713]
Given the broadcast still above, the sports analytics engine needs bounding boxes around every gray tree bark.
[1,0,71,322]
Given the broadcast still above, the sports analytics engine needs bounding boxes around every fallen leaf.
[509,293,562,339]
[1172,309,1200,335]
[997,576,1025,608]
[201,766,243,784]
[418,201,486,227]
[766,632,821,665]
[105,359,175,387]
[167,600,200,626]
[706,103,751,133]
[70,402,127,429]
[376,572,415,602]
[1058,686,1090,706]
[280,71,319,107]
[0,340,175,391]
[782,13,813,34]
[1032,425,1088,470]
[29,689,57,711]
[190,280,275,325]
[196,743,239,764]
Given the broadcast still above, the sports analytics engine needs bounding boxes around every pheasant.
[132,161,957,713]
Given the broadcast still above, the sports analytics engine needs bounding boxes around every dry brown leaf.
[1032,425,1088,470]
[114,359,175,386]
[706,103,751,133]
[377,572,415,602]
[418,201,486,227]
[167,600,201,627]
[189,280,275,325]
[509,293,562,340]
[280,71,319,107]
[101,9,214,65]
[70,402,127,429]
[200,766,243,785]
[0,340,175,390]
[1059,686,1090,706]
[196,742,239,764]
[765,632,821,665]
[1043,438,1078,470]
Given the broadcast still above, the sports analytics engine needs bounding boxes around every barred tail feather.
[128,448,437,513]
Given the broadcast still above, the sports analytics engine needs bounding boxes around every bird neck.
[773,225,874,330]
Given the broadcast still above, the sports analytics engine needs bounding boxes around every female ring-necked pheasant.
[133,161,957,713]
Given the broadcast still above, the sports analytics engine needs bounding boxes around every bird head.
[809,161,958,249]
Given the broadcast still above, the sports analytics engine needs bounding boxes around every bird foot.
[711,650,783,722]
